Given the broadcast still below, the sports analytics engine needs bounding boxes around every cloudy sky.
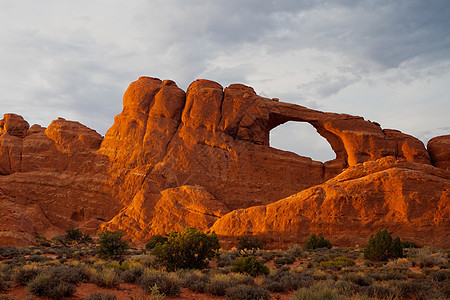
[1,0,449,161]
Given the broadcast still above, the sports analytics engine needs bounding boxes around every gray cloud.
[0,0,449,158]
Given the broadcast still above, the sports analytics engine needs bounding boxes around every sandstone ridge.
[0,76,448,247]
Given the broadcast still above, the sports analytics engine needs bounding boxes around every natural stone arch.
[269,121,336,162]
[266,112,348,172]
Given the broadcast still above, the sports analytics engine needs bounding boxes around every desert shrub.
[217,251,238,267]
[389,280,421,298]
[263,271,313,292]
[94,268,121,289]
[146,235,168,250]
[311,269,329,281]
[327,280,360,296]
[84,292,117,300]
[97,230,129,261]
[383,257,412,270]
[401,240,418,248]
[27,273,76,299]
[259,250,282,263]
[120,266,144,283]
[179,270,208,292]
[359,282,397,299]
[0,247,21,259]
[49,266,83,284]
[343,272,374,286]
[133,254,156,268]
[13,267,40,285]
[364,229,403,261]
[320,256,355,268]
[225,284,270,300]
[413,247,448,268]
[138,270,180,296]
[27,254,49,263]
[237,235,263,255]
[370,271,406,281]
[287,244,304,258]
[291,284,346,300]
[146,284,166,300]
[274,254,296,268]
[430,270,449,282]
[65,227,83,242]
[152,227,220,271]
[205,273,234,296]
[303,234,332,250]
[231,256,269,277]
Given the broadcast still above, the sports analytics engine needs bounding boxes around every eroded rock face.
[0,115,120,241]
[428,135,450,170]
[210,157,450,249]
[0,77,448,247]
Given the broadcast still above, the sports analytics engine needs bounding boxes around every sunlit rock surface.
[0,77,448,247]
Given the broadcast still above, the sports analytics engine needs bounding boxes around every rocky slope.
[0,76,448,247]
[210,157,450,248]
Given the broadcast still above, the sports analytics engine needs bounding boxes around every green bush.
[303,234,332,250]
[237,235,263,255]
[179,270,208,292]
[205,274,233,296]
[97,230,129,261]
[401,240,418,248]
[13,267,40,285]
[225,284,270,300]
[146,235,168,250]
[343,272,374,287]
[94,268,121,289]
[152,227,220,271]
[138,270,180,296]
[413,247,448,268]
[274,254,296,268]
[364,229,403,261]
[263,271,313,293]
[231,256,270,277]
[27,273,76,299]
[120,267,144,284]
[65,227,83,242]
[287,244,304,258]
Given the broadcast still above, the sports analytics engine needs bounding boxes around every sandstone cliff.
[0,76,448,247]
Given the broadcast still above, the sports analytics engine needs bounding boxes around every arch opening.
[269,122,336,162]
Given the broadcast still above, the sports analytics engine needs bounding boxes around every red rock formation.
[210,157,450,248]
[428,135,450,170]
[0,115,120,243]
[99,77,433,241]
[0,77,447,248]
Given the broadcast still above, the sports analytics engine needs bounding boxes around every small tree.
[364,229,403,261]
[237,235,263,255]
[303,233,332,250]
[97,230,129,262]
[152,227,220,271]
[231,256,270,276]
[65,227,83,242]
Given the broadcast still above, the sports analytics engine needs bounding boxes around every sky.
[0,0,449,162]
